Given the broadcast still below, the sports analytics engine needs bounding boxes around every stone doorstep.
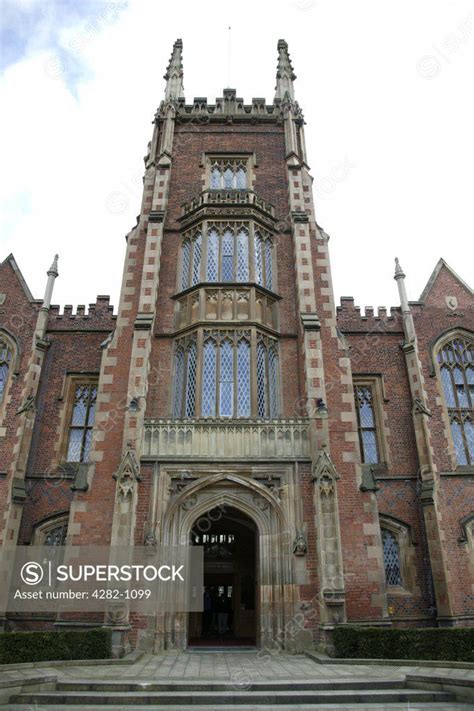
[305,650,474,670]
[55,678,408,692]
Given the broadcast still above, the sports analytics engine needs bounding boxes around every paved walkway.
[44,651,474,684]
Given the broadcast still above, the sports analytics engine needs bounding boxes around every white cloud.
[0,0,472,311]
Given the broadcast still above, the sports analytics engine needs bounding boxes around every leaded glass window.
[254,232,264,286]
[191,233,202,286]
[257,340,267,417]
[236,167,246,189]
[211,166,221,189]
[265,239,273,291]
[222,230,234,282]
[66,384,97,462]
[0,337,13,404]
[223,167,234,189]
[173,339,198,418]
[237,338,251,417]
[205,227,251,283]
[219,339,234,417]
[180,225,274,292]
[181,239,191,290]
[381,529,402,586]
[173,349,185,417]
[237,229,249,281]
[45,523,67,546]
[185,341,197,417]
[181,234,202,290]
[202,339,217,417]
[207,229,219,281]
[438,336,474,465]
[209,161,248,190]
[354,384,379,464]
[268,346,279,418]
[173,331,279,419]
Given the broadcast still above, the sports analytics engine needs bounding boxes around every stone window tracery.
[354,384,379,464]
[0,335,14,405]
[180,223,274,292]
[172,330,279,419]
[209,160,248,190]
[381,528,402,586]
[437,334,474,466]
[181,232,203,290]
[32,514,69,546]
[66,383,97,463]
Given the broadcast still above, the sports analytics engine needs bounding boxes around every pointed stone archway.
[153,472,299,652]
[189,506,257,646]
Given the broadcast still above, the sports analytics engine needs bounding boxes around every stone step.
[9,688,455,706]
[56,678,408,692]
[6,705,474,711]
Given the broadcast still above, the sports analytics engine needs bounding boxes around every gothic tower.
[60,38,390,654]
[1,39,472,656]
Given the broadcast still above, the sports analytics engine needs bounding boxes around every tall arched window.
[66,383,97,463]
[254,231,274,290]
[180,232,202,290]
[219,339,234,417]
[237,338,251,417]
[202,338,217,417]
[173,338,198,418]
[209,161,247,190]
[32,514,69,546]
[381,528,402,586]
[174,331,279,419]
[254,232,264,286]
[265,239,273,291]
[181,239,191,290]
[191,233,202,287]
[185,340,197,417]
[173,348,185,417]
[221,230,234,282]
[437,334,474,465]
[237,229,249,281]
[207,229,219,281]
[180,225,274,291]
[0,336,13,404]
[256,337,279,418]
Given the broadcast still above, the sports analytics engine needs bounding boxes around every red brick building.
[0,40,472,655]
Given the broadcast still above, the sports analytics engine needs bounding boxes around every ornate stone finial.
[394,257,405,280]
[164,38,184,100]
[274,39,296,101]
[47,254,59,278]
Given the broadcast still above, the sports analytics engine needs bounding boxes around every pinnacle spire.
[394,257,405,280]
[164,38,184,100]
[274,39,296,101]
[47,254,59,278]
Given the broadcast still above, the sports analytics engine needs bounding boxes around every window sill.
[387,586,413,596]
[440,465,474,476]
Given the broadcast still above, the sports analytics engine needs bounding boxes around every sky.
[0,0,473,312]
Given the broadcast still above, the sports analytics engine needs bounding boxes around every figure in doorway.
[216,590,231,635]
[202,587,213,637]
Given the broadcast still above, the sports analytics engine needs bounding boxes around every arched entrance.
[153,471,302,652]
[189,507,257,647]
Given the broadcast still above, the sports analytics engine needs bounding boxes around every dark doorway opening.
[188,506,257,647]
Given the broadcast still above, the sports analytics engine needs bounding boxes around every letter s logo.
[20,562,44,586]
